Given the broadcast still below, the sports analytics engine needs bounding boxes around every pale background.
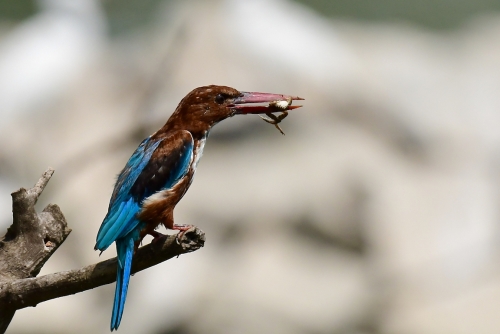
[1,0,500,333]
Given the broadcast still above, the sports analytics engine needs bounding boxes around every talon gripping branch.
[94,85,303,331]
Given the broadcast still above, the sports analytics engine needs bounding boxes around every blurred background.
[1,0,500,333]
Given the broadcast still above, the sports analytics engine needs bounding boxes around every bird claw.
[173,224,194,245]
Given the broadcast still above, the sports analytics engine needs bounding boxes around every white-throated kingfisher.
[94,85,303,331]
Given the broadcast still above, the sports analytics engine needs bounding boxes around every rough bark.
[0,168,70,281]
[0,169,205,333]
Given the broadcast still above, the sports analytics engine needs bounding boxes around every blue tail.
[111,236,134,331]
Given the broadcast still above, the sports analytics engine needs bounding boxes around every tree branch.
[0,169,206,333]
[0,168,70,282]
[0,227,204,310]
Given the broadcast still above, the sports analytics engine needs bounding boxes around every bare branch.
[0,168,71,333]
[0,168,70,281]
[28,167,54,199]
[0,227,205,310]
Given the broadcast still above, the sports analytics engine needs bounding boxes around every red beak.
[230,92,304,114]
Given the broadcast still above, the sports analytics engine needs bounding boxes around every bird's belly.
[138,172,192,223]
[141,178,186,209]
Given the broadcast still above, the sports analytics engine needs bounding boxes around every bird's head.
[166,85,303,136]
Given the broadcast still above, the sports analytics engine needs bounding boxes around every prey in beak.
[230,92,304,135]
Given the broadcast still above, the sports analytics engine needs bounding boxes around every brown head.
[163,85,303,137]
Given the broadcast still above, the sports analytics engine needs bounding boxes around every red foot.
[173,224,194,243]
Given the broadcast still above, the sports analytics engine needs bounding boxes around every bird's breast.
[192,134,207,171]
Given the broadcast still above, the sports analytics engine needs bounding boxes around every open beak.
[230,92,304,114]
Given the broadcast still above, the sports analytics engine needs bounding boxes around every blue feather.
[96,131,194,331]
[97,202,124,240]
[110,226,143,331]
[113,138,162,203]
[96,202,128,250]
[130,138,194,202]
[170,144,193,186]
[95,138,162,251]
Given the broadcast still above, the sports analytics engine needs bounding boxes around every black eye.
[215,94,225,104]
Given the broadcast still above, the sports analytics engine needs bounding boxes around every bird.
[94,85,303,331]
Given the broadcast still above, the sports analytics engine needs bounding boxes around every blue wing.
[95,131,194,251]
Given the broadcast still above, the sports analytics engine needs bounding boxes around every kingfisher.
[94,85,303,331]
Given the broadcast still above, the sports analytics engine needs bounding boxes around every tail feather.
[110,237,134,331]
